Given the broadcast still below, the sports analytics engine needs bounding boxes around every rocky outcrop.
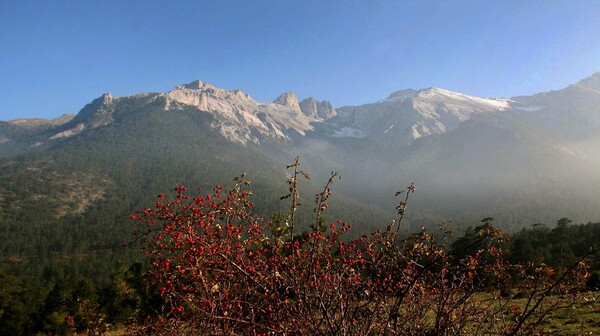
[166,80,256,111]
[69,92,115,128]
[164,82,314,144]
[50,123,85,139]
[49,93,115,140]
[299,97,337,120]
[182,80,213,90]
[273,92,302,115]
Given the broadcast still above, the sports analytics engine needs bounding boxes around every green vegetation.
[0,93,599,333]
[0,166,599,334]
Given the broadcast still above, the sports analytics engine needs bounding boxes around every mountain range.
[1,73,600,279]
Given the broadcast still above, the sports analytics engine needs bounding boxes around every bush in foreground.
[130,159,592,335]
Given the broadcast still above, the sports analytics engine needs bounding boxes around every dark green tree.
[0,267,28,335]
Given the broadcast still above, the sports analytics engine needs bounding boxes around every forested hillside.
[1,74,600,334]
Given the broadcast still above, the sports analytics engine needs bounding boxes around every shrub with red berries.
[130,160,591,335]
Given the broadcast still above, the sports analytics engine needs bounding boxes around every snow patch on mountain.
[330,126,366,138]
[514,105,542,112]
[418,88,512,111]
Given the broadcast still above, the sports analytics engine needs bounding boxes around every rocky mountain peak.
[273,92,301,114]
[181,80,216,91]
[163,82,314,144]
[49,93,115,140]
[299,97,337,119]
[166,80,256,111]
[100,92,113,103]
[71,92,114,125]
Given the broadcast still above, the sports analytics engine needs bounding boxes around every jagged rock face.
[182,80,213,90]
[70,93,115,128]
[166,80,255,111]
[31,81,327,146]
[164,82,314,144]
[299,97,319,118]
[18,72,598,150]
[299,97,337,120]
[47,93,115,140]
[273,92,302,115]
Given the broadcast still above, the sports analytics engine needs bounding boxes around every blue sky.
[1,0,599,120]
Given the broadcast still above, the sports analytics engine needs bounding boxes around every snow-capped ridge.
[416,87,512,110]
[333,86,516,145]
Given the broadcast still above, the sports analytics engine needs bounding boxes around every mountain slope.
[330,87,511,147]
[0,91,392,281]
[308,73,600,229]
[1,73,600,283]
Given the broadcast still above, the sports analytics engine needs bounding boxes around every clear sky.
[1,0,599,120]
